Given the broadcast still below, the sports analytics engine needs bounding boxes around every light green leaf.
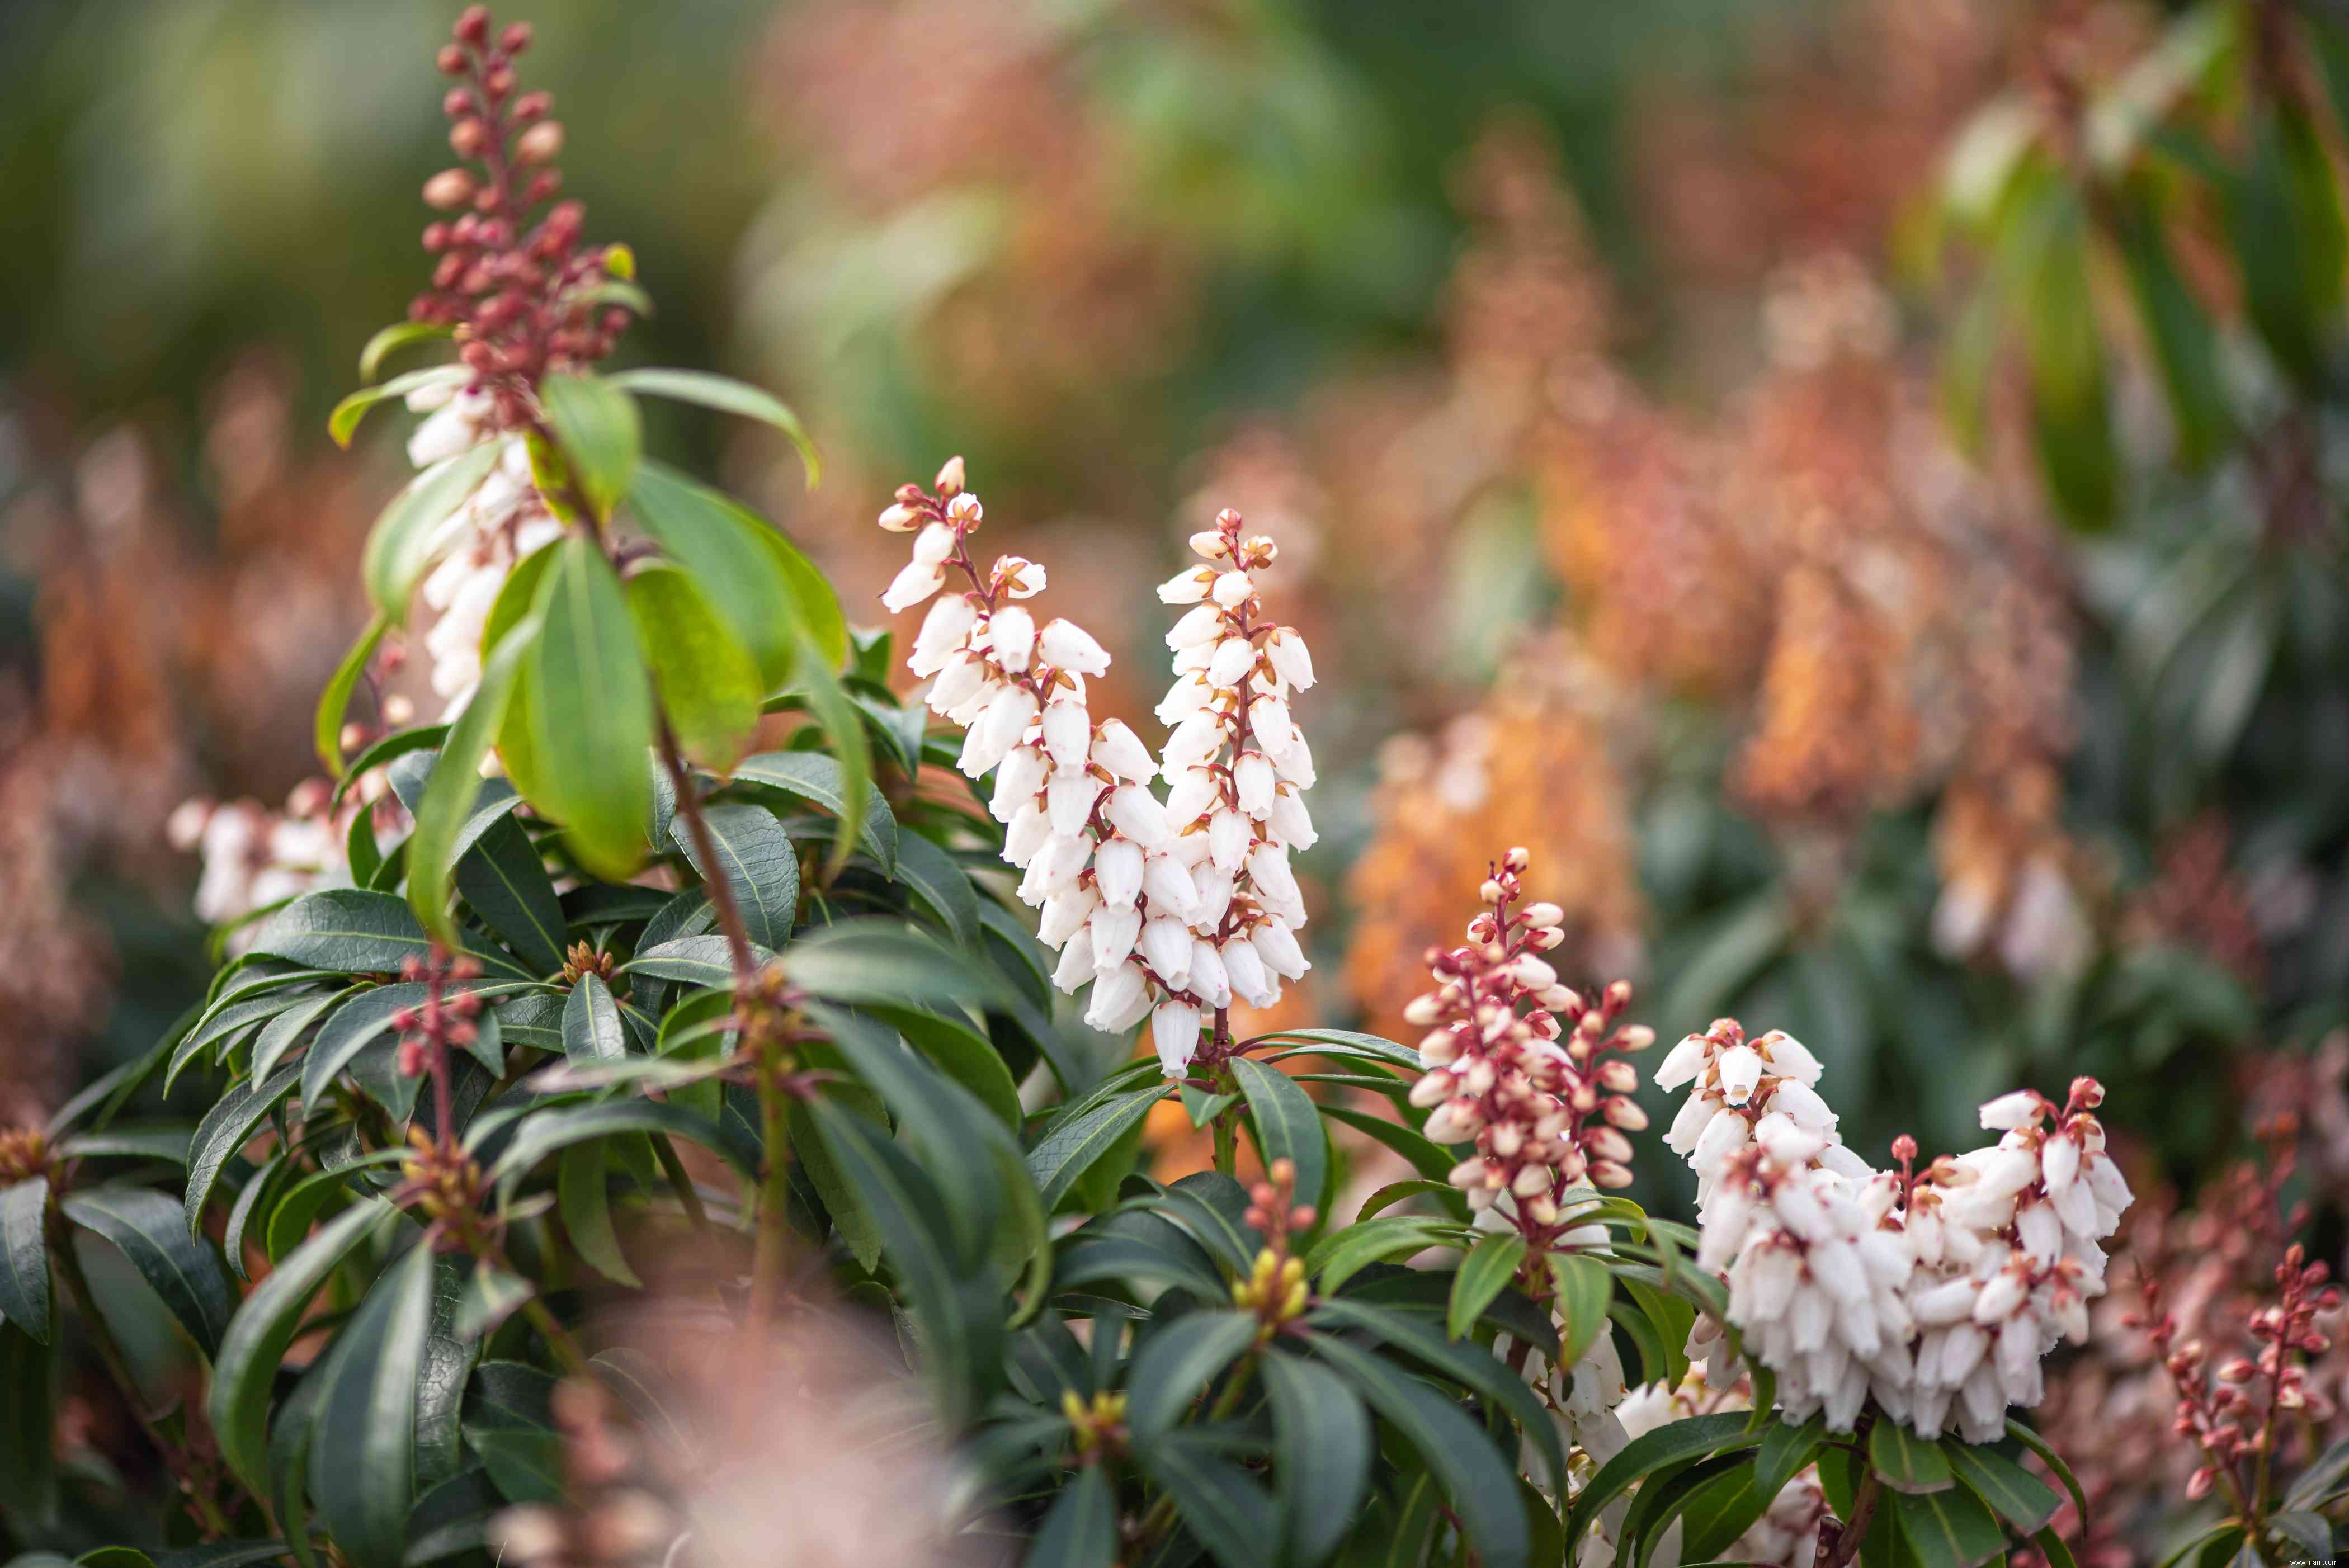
[358,320,454,381]
[405,619,539,947]
[1449,1234,1527,1342]
[628,565,761,773]
[314,616,389,776]
[361,442,506,622]
[606,367,820,487]
[330,366,467,448]
[537,372,641,522]
[528,536,654,879]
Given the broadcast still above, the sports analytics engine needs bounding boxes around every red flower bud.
[454,6,491,46]
[422,168,476,211]
[436,44,468,75]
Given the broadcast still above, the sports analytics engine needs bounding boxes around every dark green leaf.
[1306,1332,1530,1568]
[1126,1310,1260,1435]
[871,1005,1023,1131]
[563,972,628,1063]
[1134,1431,1280,1568]
[1548,1251,1614,1371]
[784,630,872,879]
[472,1427,563,1503]
[456,1261,534,1342]
[1027,1087,1165,1213]
[786,919,1005,1012]
[307,1241,435,1568]
[183,1064,303,1239]
[893,830,982,948]
[248,986,354,1083]
[1228,1056,1328,1217]
[1754,1413,1827,1505]
[61,1188,233,1355]
[315,616,389,776]
[1261,1349,1373,1566]
[558,1143,640,1287]
[207,1198,399,1490]
[253,889,442,975]
[2005,1420,2088,1529]
[0,1320,56,1526]
[456,813,567,976]
[1890,1480,2007,1568]
[1448,1234,1526,1342]
[733,750,895,876]
[625,935,768,988]
[486,1101,749,1192]
[1304,1215,1463,1295]
[606,367,820,487]
[1023,1463,1116,1568]
[537,371,641,521]
[0,1178,51,1343]
[791,1097,885,1271]
[1872,1415,1956,1494]
[1563,1411,1756,1558]
[362,442,507,621]
[672,800,798,948]
[1944,1441,2059,1533]
[1306,1297,1563,1489]
[528,536,654,878]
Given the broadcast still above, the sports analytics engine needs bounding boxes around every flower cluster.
[167,784,349,939]
[1402,848,1650,1234]
[1614,1368,1828,1565]
[1663,1021,2134,1441]
[877,462,1314,1074]
[2147,1241,2339,1506]
[412,7,633,426]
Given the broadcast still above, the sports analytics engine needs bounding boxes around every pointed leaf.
[1023,1463,1116,1568]
[606,367,820,487]
[557,1143,640,1287]
[1228,1056,1328,1217]
[1026,1087,1165,1213]
[315,616,389,776]
[1942,1440,2059,1533]
[358,320,453,381]
[1133,1431,1280,1568]
[628,565,761,772]
[529,536,654,878]
[563,973,628,1063]
[61,1188,234,1354]
[330,366,467,448]
[893,830,982,948]
[1260,1349,1372,1566]
[183,1064,303,1239]
[671,800,798,949]
[733,751,895,875]
[1449,1234,1527,1342]
[537,372,640,522]
[1872,1418,1955,1493]
[362,442,506,621]
[0,1178,51,1342]
[1549,1249,1614,1369]
[1890,1480,2007,1568]
[0,1320,55,1524]
[309,1240,435,1568]
[624,464,804,692]
[1126,1310,1260,1435]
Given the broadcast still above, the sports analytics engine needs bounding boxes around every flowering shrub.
[3,10,2345,1568]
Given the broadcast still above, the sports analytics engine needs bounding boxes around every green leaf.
[55,1125,194,1166]
[562,972,628,1063]
[309,1241,435,1568]
[0,1320,56,1526]
[791,1097,885,1272]
[1228,1056,1328,1218]
[455,1260,533,1341]
[1126,1310,1260,1434]
[222,1151,287,1282]
[362,442,507,622]
[1305,1332,1530,1568]
[1134,1431,1280,1568]
[1306,1296,1564,1489]
[786,630,872,880]
[528,535,654,879]
[1306,1215,1463,1295]
[456,814,567,977]
[537,371,641,522]
[1026,1087,1165,1213]
[629,565,762,772]
[303,983,421,1111]
[624,465,805,693]
[557,1144,640,1288]
[2111,183,2233,469]
[786,920,1005,1012]
[315,616,389,776]
[249,986,355,1083]
[2020,196,2117,528]
[1449,1234,1526,1342]
[672,800,798,948]
[872,1005,1023,1132]
[209,1198,400,1491]
[253,888,439,974]
[2005,1419,2088,1529]
[60,1188,234,1354]
[1754,1413,1828,1504]
[182,1064,303,1239]
[2286,1434,2349,1510]
[357,320,453,382]
[734,751,896,875]
[1944,1441,2060,1533]
[472,1426,564,1503]
[1872,1418,1956,1494]
[606,367,820,488]
[1563,1411,1756,1558]
[331,365,469,449]
[893,830,982,948]
[1890,1480,2007,1568]
[625,935,768,988]
[1246,1029,1425,1074]
[0,1178,51,1343]
[1676,1465,1773,1564]
[1548,1251,1615,1371]
[405,616,537,946]
[487,1101,751,1192]
[1260,1350,1373,1566]
[1024,1464,1116,1568]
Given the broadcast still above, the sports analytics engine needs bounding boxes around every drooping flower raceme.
[1661,1019,2134,1441]
[1400,848,1651,1235]
[875,467,1315,1075]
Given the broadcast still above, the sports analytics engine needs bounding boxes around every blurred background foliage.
[4,0,2347,1298]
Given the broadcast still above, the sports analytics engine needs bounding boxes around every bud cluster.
[1402,848,1650,1236]
[1232,1158,1317,1339]
[1671,1029,2135,1441]
[876,465,1315,1075]
[0,1127,51,1186]
[2146,1241,2341,1506]
[412,7,635,431]
[392,950,487,1084]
